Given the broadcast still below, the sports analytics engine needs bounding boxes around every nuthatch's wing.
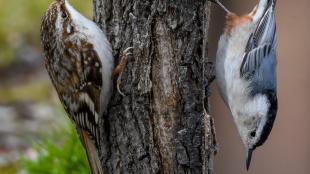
[240,2,278,169]
[240,0,277,85]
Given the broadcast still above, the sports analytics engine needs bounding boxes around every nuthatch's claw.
[205,62,215,87]
[208,0,231,14]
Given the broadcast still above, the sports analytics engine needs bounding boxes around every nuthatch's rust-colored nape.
[224,0,261,34]
[224,13,253,34]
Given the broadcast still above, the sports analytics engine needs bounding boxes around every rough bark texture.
[93,0,217,173]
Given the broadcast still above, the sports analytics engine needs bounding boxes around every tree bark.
[93,0,217,173]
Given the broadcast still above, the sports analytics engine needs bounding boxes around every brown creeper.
[41,0,131,173]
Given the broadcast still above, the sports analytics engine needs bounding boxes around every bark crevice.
[94,1,217,173]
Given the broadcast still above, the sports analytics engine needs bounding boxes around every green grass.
[21,122,91,174]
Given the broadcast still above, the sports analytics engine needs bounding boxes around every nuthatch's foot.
[206,62,215,85]
[208,0,231,14]
[204,62,215,97]
[204,62,215,112]
[112,47,133,96]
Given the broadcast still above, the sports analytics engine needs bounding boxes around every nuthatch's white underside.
[210,0,278,170]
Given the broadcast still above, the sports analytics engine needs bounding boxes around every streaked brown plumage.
[41,0,131,173]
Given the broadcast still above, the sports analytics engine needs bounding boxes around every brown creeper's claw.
[117,79,126,97]
[123,47,133,55]
[112,47,133,96]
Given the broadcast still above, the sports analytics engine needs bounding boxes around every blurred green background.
[0,0,92,173]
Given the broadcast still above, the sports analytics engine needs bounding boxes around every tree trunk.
[93,0,217,173]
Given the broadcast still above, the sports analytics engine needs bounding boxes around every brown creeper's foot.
[112,47,133,96]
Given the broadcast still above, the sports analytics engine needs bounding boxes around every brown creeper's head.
[41,0,75,51]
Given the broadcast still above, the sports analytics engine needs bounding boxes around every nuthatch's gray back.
[211,0,278,170]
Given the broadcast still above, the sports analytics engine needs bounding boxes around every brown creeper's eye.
[62,12,67,18]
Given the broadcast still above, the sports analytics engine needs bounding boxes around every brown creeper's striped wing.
[45,40,103,146]
[67,45,103,145]
[63,46,105,174]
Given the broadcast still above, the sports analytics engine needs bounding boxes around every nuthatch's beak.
[246,147,253,170]
[208,0,220,6]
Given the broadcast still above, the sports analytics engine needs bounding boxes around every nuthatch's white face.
[241,112,267,163]
[243,114,263,149]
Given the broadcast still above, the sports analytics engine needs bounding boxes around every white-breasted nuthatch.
[210,0,278,169]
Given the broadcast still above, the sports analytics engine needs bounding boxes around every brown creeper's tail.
[112,47,133,96]
[80,129,105,174]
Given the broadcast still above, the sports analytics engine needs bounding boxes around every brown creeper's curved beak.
[246,147,253,170]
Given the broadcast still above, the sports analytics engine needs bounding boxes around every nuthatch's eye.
[62,12,67,18]
[250,131,256,138]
